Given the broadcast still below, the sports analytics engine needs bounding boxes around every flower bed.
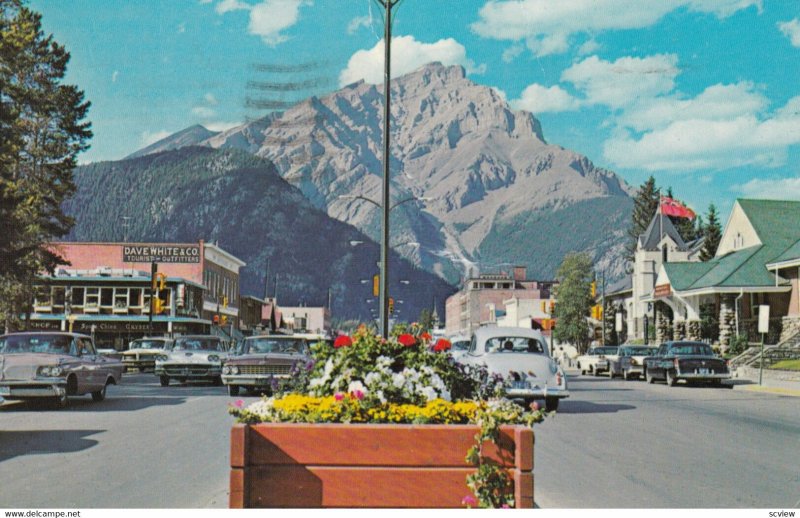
[229,325,546,508]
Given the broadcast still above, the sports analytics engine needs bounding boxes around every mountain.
[63,147,456,320]
[124,125,219,159]
[128,62,636,282]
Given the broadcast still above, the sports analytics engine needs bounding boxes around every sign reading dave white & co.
[123,245,201,263]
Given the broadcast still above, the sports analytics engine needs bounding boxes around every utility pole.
[601,270,606,346]
[264,259,270,300]
[377,0,401,338]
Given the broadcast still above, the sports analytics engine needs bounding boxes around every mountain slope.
[63,147,455,320]
[128,63,635,282]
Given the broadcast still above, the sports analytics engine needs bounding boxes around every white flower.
[348,380,367,395]
[392,373,406,388]
[421,386,438,402]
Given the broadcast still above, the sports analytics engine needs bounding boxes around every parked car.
[643,341,730,386]
[456,326,568,411]
[121,337,172,372]
[154,335,229,386]
[0,331,124,406]
[575,346,618,376]
[609,345,658,380]
[222,334,313,396]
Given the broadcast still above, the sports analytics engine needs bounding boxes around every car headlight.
[157,355,168,362]
[231,366,239,375]
[222,366,231,374]
[208,355,220,362]
[37,366,64,377]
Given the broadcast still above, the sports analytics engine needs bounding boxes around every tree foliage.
[626,176,660,262]
[0,0,91,329]
[699,203,722,261]
[553,252,593,353]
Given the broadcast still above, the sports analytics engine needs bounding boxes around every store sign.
[654,283,672,297]
[123,245,201,264]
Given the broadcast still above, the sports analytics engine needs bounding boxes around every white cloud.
[111,70,119,83]
[178,23,186,34]
[778,18,800,47]
[734,177,800,200]
[248,0,311,45]
[472,0,762,56]
[192,106,216,118]
[339,35,483,86]
[347,15,371,35]
[577,39,600,56]
[501,44,524,63]
[604,95,800,171]
[216,0,250,14]
[140,130,172,147]
[510,84,580,113]
[561,54,679,109]
[204,93,219,106]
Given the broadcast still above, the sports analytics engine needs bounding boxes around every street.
[1,372,798,508]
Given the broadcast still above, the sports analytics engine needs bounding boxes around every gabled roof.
[605,276,632,297]
[639,213,687,251]
[663,199,800,291]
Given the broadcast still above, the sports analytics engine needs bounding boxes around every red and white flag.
[660,196,696,220]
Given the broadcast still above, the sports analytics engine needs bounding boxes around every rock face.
[130,62,635,282]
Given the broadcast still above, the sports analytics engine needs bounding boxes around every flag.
[660,196,696,219]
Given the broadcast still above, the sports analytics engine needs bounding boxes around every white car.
[575,346,618,376]
[447,334,471,361]
[154,335,229,386]
[457,326,569,411]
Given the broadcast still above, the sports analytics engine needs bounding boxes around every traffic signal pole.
[149,263,157,336]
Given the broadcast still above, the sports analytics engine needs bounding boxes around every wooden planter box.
[230,423,534,508]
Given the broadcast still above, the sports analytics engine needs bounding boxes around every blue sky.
[31,0,800,221]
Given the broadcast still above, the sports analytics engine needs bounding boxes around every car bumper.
[122,359,157,371]
[0,382,67,399]
[221,375,289,386]
[624,365,645,374]
[677,372,730,380]
[155,364,222,378]
[506,385,570,400]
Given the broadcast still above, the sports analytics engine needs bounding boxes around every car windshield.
[451,340,470,351]
[243,337,308,354]
[485,336,545,354]
[0,334,74,355]
[670,343,714,356]
[129,339,167,350]
[173,338,224,352]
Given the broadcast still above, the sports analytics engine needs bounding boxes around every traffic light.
[157,273,167,291]
[541,301,547,313]
[591,304,603,320]
[221,315,228,325]
[151,263,159,291]
[373,274,379,297]
[223,296,229,308]
[153,297,164,314]
[388,297,394,314]
[213,315,220,325]
[549,300,555,314]
[590,281,597,297]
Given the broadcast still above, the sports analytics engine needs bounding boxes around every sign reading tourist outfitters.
[123,245,201,263]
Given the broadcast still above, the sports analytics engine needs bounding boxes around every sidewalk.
[729,367,800,397]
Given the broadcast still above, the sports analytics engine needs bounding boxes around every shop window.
[114,288,129,313]
[52,287,66,308]
[33,285,51,311]
[129,288,142,308]
[100,287,113,307]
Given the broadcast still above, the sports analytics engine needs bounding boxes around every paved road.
[533,372,800,508]
[1,371,798,508]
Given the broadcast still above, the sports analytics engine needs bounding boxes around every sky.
[30,0,800,222]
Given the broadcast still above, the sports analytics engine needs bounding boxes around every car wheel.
[646,370,655,384]
[666,370,677,387]
[228,385,240,396]
[544,397,559,412]
[91,382,108,402]
[159,375,170,387]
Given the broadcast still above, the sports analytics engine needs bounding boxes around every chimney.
[513,266,527,281]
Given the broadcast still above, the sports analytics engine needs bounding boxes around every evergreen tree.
[553,252,594,353]
[0,0,92,328]
[699,204,722,261]
[626,176,660,261]
[417,308,433,333]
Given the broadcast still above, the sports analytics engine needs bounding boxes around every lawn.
[769,359,800,371]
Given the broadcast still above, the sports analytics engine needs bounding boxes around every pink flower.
[530,401,539,411]
[461,495,478,507]
[398,334,417,347]
[334,393,345,401]
[501,504,510,509]
[350,390,364,400]
[234,400,244,408]
[334,335,353,348]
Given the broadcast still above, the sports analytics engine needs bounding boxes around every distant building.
[445,266,556,336]
[281,306,331,335]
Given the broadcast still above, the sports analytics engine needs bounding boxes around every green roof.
[663,199,800,291]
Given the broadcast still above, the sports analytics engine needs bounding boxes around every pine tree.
[553,252,593,353]
[0,0,92,327]
[699,204,722,261]
[626,176,660,261]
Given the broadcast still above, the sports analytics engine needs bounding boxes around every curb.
[735,385,800,397]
